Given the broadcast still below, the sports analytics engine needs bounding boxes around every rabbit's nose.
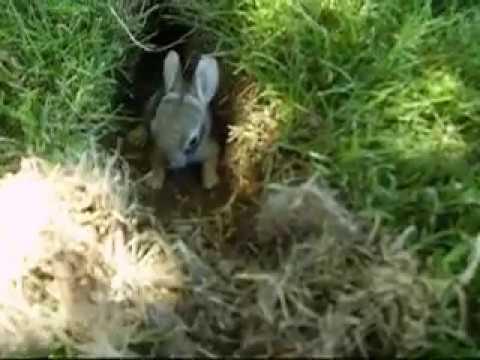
[168,155,187,169]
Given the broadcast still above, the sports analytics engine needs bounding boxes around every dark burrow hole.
[106,6,244,219]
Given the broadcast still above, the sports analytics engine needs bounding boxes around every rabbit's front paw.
[126,125,148,148]
[202,162,220,190]
[145,169,165,190]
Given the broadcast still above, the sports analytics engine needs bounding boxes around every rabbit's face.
[151,94,208,168]
[150,50,219,169]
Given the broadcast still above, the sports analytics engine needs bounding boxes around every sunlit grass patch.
[174,1,480,232]
[243,6,477,224]
[0,0,145,166]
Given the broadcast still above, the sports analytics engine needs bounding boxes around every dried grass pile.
[0,149,187,357]
[173,181,442,357]
[224,82,279,197]
[0,147,465,357]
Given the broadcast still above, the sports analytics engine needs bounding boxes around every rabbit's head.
[150,50,219,169]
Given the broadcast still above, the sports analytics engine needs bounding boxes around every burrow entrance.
[109,12,274,353]
[108,5,267,246]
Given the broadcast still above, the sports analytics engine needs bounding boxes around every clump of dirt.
[0,149,190,357]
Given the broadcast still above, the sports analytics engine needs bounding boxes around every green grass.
[171,0,480,355]
[2,0,480,356]
[0,0,144,167]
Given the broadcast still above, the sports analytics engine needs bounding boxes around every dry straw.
[0,147,473,357]
[170,180,447,357]
[0,148,187,357]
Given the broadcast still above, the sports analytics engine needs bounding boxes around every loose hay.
[173,180,443,357]
[0,149,463,357]
[225,81,279,197]
[0,149,188,357]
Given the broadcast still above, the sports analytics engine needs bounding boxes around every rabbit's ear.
[163,50,183,93]
[191,55,219,104]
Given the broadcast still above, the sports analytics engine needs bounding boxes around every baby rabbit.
[143,50,221,190]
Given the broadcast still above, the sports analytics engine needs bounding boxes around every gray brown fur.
[143,50,221,190]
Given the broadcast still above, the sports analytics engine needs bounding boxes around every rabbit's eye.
[184,124,205,155]
[184,134,200,155]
